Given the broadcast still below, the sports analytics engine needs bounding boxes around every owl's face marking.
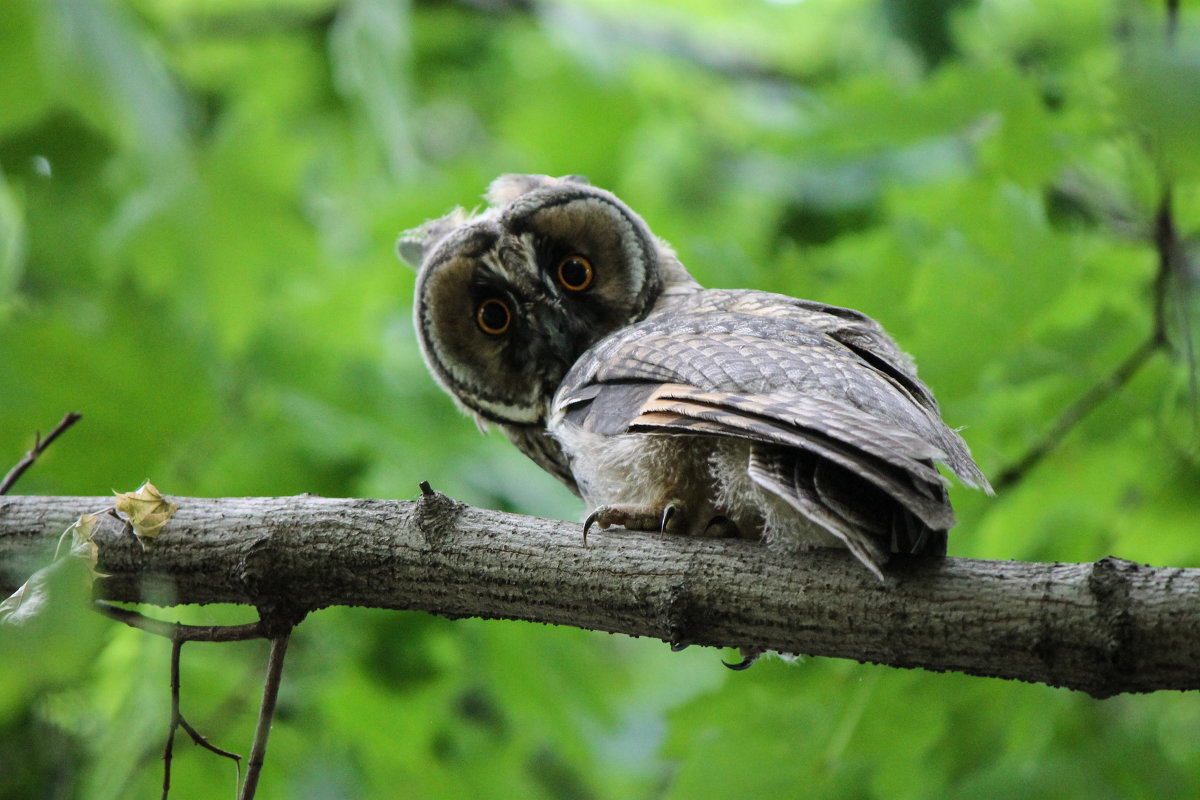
[406,175,664,427]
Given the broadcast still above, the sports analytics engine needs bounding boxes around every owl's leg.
[583,501,689,543]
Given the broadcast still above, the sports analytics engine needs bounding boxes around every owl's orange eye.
[557,255,594,291]
[476,298,511,335]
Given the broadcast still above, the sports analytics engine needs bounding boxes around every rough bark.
[2,492,1198,698]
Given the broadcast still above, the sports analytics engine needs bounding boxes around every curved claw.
[670,642,690,653]
[660,503,678,533]
[583,509,600,546]
[721,649,761,671]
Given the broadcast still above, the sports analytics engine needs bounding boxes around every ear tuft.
[396,232,426,269]
[396,207,470,269]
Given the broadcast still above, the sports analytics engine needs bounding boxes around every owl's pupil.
[557,255,594,291]
[562,260,587,286]
[476,298,511,335]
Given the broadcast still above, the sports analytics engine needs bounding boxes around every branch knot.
[414,481,465,544]
[1087,556,1139,692]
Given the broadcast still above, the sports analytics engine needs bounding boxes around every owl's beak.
[534,311,586,374]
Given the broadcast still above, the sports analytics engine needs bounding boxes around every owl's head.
[400,174,688,427]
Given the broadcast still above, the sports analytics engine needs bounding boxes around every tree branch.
[2,492,1198,699]
[161,638,244,799]
[0,413,83,495]
[991,335,1163,491]
[240,632,290,800]
[95,602,265,642]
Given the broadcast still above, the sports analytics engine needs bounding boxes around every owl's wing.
[558,293,989,488]
[553,299,989,564]
[647,290,988,481]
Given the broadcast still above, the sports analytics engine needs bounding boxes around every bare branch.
[162,638,181,800]
[992,335,1162,491]
[178,717,242,765]
[157,627,242,799]
[95,602,264,642]
[0,413,83,495]
[2,492,1198,698]
[239,632,291,800]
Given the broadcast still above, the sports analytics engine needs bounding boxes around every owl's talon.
[661,501,688,533]
[582,502,686,539]
[722,648,763,671]
[660,504,677,533]
[670,642,690,652]
[582,509,605,546]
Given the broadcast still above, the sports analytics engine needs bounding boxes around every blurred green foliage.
[2,0,1199,797]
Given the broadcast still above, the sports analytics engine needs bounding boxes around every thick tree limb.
[1,492,1198,699]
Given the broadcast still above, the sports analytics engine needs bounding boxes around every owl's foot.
[582,501,688,544]
[582,504,744,543]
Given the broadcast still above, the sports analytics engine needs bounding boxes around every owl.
[400,174,991,584]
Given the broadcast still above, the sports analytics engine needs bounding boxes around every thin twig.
[179,718,242,773]
[162,637,182,800]
[0,412,82,495]
[95,602,265,642]
[157,629,243,799]
[239,631,292,800]
[992,334,1163,491]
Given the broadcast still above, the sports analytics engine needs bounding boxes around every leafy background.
[2,0,1199,797]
